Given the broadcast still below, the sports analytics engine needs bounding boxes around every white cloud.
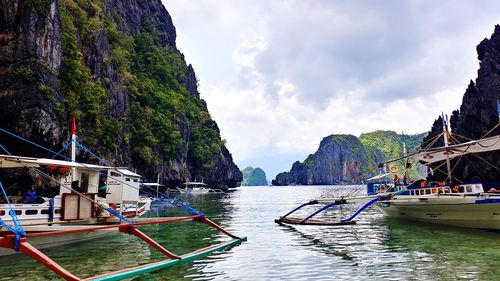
[163,0,500,178]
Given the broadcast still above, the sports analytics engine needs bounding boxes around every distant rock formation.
[241,166,268,186]
[272,131,425,185]
[423,25,500,183]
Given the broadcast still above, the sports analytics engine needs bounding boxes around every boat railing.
[406,183,484,196]
[407,187,452,196]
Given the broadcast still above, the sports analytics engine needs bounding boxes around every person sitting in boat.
[393,174,401,187]
[21,190,45,204]
[98,180,108,198]
[17,167,33,195]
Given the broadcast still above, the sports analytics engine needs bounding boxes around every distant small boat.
[177,182,224,194]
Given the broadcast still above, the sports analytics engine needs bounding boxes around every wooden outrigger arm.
[0,215,246,281]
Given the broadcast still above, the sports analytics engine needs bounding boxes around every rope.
[0,145,133,224]
[472,153,500,172]
[75,141,112,166]
[165,198,205,217]
[0,128,68,160]
[480,122,500,140]
[0,180,26,252]
[422,132,445,151]
[0,127,206,219]
[51,141,71,159]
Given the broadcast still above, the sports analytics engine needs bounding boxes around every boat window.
[0,210,4,216]
[14,210,21,215]
[466,186,472,193]
[25,210,38,215]
[55,209,61,214]
[110,171,121,177]
[41,209,50,214]
[133,179,138,182]
[125,177,130,182]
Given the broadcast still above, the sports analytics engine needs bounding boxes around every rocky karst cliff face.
[241,166,268,186]
[273,135,375,185]
[423,25,500,183]
[0,0,242,189]
[272,131,425,186]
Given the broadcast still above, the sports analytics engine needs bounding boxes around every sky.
[163,0,500,180]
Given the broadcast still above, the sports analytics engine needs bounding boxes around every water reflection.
[0,186,498,280]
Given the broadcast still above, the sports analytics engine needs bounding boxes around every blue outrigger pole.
[275,191,403,226]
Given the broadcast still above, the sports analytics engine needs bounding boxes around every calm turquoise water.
[0,185,499,280]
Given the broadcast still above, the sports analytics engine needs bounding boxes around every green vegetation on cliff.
[273,131,427,185]
[58,0,224,174]
[242,166,268,186]
[60,1,115,150]
[360,130,426,179]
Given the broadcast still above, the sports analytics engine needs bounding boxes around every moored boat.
[365,108,500,230]
[0,122,246,280]
[276,113,500,231]
[177,181,223,194]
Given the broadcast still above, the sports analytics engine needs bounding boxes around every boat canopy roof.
[414,135,500,164]
[183,182,207,186]
[0,154,139,178]
[367,173,391,182]
[379,134,500,165]
[141,182,164,187]
[116,168,141,178]
[0,154,109,170]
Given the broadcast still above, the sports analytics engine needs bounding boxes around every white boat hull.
[0,225,118,256]
[376,195,500,230]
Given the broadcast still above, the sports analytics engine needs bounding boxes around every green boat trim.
[88,237,247,281]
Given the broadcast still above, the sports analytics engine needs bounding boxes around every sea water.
[0,185,498,280]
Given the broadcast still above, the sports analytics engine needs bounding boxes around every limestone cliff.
[0,0,242,189]
[241,166,268,186]
[272,131,424,186]
[423,25,500,183]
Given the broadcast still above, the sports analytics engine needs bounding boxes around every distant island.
[272,131,426,185]
[242,166,268,186]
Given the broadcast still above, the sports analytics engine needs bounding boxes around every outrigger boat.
[176,181,224,194]
[0,121,246,280]
[276,112,500,231]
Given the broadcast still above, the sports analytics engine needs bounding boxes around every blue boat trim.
[475,198,500,204]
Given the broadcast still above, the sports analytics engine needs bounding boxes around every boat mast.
[497,99,500,122]
[156,173,160,198]
[71,117,77,182]
[441,113,452,182]
[403,142,408,183]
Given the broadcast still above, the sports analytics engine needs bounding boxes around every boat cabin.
[106,168,141,204]
[0,154,142,223]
